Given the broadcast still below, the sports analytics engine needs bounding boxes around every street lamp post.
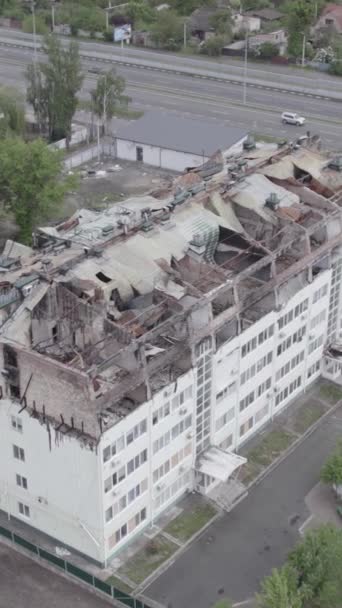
[243,31,248,105]
[183,20,187,49]
[301,32,306,67]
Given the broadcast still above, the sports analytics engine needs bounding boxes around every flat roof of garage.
[115,111,247,156]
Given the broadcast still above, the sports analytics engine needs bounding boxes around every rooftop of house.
[2,134,342,440]
[245,8,283,21]
[318,3,342,29]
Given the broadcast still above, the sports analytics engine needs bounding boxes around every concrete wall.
[0,400,104,563]
[116,138,208,172]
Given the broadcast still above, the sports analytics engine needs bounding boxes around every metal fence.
[0,524,150,608]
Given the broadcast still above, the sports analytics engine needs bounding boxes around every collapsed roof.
[1,137,342,443]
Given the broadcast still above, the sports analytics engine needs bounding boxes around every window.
[310,310,326,329]
[102,435,125,463]
[115,523,128,544]
[240,352,272,385]
[9,384,20,399]
[307,360,320,378]
[276,351,304,381]
[112,466,126,487]
[240,417,253,437]
[105,506,113,523]
[18,502,30,518]
[254,404,269,424]
[52,325,58,343]
[11,416,22,433]
[13,445,25,461]
[239,391,254,412]
[152,402,170,425]
[126,419,147,445]
[219,434,233,450]
[313,284,328,304]
[275,376,302,407]
[308,335,324,354]
[241,337,257,358]
[215,407,235,431]
[16,474,27,489]
[216,383,236,403]
[257,377,271,398]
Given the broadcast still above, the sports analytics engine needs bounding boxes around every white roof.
[197,446,247,481]
[231,173,299,222]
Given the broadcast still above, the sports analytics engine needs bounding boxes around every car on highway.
[281,112,305,126]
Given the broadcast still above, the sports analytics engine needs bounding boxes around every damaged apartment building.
[1,138,342,566]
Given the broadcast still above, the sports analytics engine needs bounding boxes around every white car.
[281,112,305,126]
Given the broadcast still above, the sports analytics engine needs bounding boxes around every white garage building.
[115,111,248,172]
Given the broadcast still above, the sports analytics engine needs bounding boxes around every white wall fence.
[49,126,89,152]
[64,141,116,170]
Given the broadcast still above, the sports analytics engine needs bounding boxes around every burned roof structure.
[1,136,342,446]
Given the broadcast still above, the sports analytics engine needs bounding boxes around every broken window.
[4,346,18,368]
[52,325,58,343]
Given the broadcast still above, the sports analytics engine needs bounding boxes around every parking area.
[146,405,342,608]
[0,543,112,608]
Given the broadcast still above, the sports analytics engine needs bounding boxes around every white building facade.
[0,267,335,566]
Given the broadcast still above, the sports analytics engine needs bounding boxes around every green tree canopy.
[288,524,342,608]
[285,0,315,58]
[0,138,74,243]
[321,441,342,486]
[257,565,302,608]
[209,9,232,38]
[26,35,83,145]
[257,42,280,60]
[150,10,184,49]
[90,69,130,133]
[0,87,25,137]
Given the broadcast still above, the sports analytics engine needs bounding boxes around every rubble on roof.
[2,134,342,440]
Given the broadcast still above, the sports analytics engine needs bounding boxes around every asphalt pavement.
[0,543,112,608]
[146,405,342,608]
[0,47,341,149]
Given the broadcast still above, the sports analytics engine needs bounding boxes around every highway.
[0,33,341,149]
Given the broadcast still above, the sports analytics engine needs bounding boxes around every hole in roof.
[96,271,111,284]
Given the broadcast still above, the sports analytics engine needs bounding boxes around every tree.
[209,9,232,38]
[150,10,183,50]
[90,69,130,133]
[288,524,342,608]
[26,35,83,145]
[0,87,25,137]
[258,42,280,60]
[200,35,225,56]
[257,566,302,608]
[321,441,342,486]
[329,41,342,76]
[285,0,315,58]
[126,0,155,26]
[0,138,74,243]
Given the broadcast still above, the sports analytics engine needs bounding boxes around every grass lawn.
[117,535,178,585]
[212,600,233,608]
[245,429,296,470]
[252,132,283,144]
[105,574,133,595]
[164,502,217,543]
[293,401,326,434]
[319,383,342,404]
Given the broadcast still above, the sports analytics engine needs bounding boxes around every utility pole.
[301,33,306,67]
[51,0,55,32]
[103,73,107,135]
[243,31,248,105]
[183,20,187,49]
[29,0,38,66]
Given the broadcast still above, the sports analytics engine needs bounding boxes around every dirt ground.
[61,159,175,220]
